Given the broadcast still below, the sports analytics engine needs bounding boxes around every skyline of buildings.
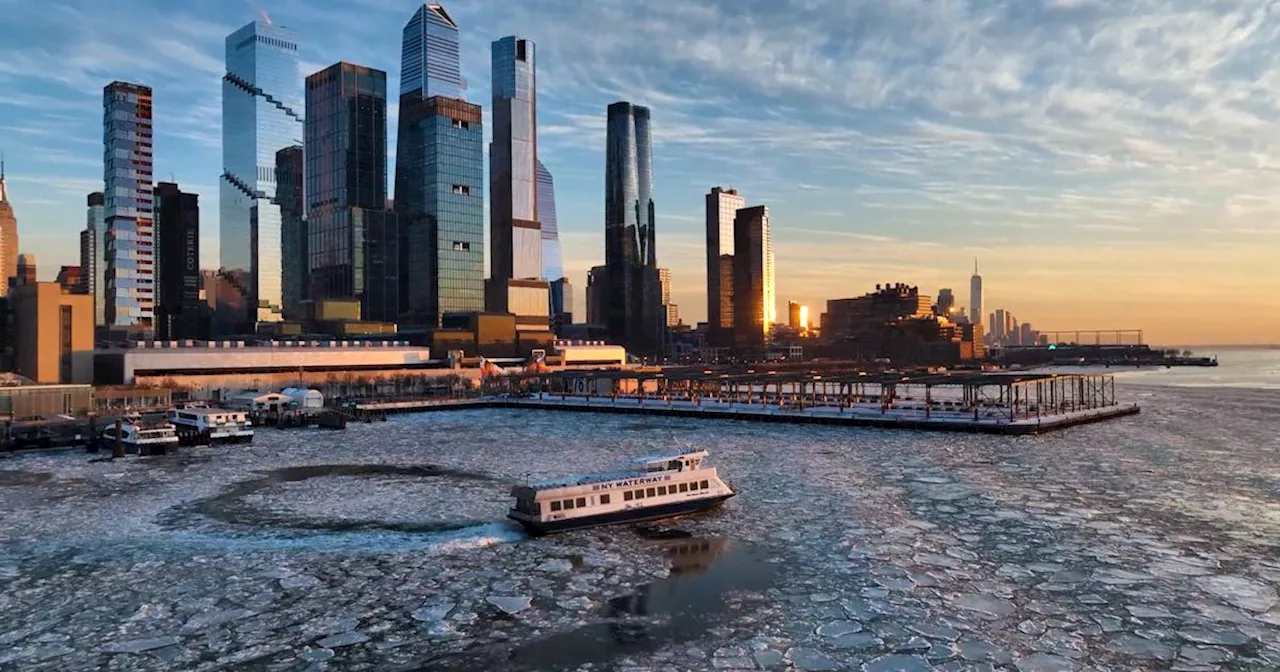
[0,4,1146,352]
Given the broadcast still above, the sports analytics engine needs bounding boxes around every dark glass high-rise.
[304,62,398,322]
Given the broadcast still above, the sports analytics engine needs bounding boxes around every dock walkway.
[492,395,1139,435]
[339,395,1138,435]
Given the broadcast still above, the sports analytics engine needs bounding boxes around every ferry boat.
[99,415,180,455]
[508,448,735,536]
[166,405,254,446]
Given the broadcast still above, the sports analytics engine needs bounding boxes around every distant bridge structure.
[1037,329,1144,346]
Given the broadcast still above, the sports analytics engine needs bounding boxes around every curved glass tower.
[537,158,561,282]
[604,101,661,355]
[220,21,302,327]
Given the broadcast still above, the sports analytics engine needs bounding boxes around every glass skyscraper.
[400,3,464,99]
[304,62,398,322]
[537,159,562,282]
[275,146,305,320]
[539,158,568,329]
[395,3,484,326]
[733,205,773,347]
[103,81,155,330]
[488,35,549,327]
[705,186,743,346]
[605,101,661,355]
[220,21,302,327]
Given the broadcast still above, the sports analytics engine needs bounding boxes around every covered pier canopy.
[488,368,1120,422]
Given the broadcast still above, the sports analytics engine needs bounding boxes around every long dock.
[491,395,1139,435]
[341,369,1141,436]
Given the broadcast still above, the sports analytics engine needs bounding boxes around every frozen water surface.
[0,383,1279,670]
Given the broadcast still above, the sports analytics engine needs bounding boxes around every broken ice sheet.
[0,392,1278,671]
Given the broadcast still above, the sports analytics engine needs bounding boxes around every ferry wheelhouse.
[508,449,735,536]
[166,405,254,446]
[99,415,180,455]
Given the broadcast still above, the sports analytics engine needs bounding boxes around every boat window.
[679,483,688,493]
[564,499,575,510]
[550,501,562,512]
[657,486,667,496]
[646,487,656,498]
[668,460,681,471]
[636,489,645,499]
[700,480,709,490]
[624,491,633,501]
[576,497,586,508]
[600,494,611,505]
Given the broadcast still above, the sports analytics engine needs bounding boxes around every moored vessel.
[508,448,734,536]
[166,405,254,446]
[99,415,180,456]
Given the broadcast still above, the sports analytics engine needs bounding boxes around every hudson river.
[0,348,1277,671]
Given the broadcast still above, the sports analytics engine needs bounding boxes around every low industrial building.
[94,340,437,390]
[0,381,94,419]
[554,341,627,368]
[11,282,94,384]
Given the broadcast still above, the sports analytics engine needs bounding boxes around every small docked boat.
[99,415,180,456]
[166,404,254,446]
[508,448,735,536]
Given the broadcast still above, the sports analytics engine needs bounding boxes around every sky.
[0,0,1278,345]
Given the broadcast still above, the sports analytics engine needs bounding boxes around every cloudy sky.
[1,0,1278,344]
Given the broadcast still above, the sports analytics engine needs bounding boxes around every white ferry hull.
[97,435,180,455]
[510,493,734,536]
[174,428,254,447]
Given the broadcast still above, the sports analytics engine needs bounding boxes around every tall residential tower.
[154,182,207,340]
[733,205,774,347]
[103,81,155,330]
[220,20,302,327]
[705,186,743,346]
[80,192,106,324]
